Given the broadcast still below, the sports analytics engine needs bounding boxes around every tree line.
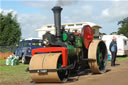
[0,12,21,46]
[100,17,128,37]
[118,17,128,37]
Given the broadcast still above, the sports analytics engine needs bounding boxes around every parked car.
[101,35,128,56]
[14,39,43,64]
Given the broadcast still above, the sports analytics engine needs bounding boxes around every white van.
[101,35,128,56]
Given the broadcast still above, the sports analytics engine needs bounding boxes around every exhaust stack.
[52,6,62,40]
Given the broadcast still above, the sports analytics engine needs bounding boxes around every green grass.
[0,59,31,85]
[0,59,5,65]
[116,56,128,61]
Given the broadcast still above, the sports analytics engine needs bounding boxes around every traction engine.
[28,6,108,83]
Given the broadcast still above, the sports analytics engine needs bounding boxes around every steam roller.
[28,6,108,83]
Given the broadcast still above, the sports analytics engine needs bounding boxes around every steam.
[56,0,77,6]
[21,0,82,9]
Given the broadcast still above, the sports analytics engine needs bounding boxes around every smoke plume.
[21,0,82,9]
[56,0,77,6]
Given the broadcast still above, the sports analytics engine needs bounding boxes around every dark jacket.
[109,40,117,53]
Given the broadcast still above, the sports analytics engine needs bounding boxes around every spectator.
[109,36,117,66]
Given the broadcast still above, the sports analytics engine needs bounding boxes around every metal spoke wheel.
[88,40,108,73]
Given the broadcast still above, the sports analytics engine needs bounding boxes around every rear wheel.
[88,40,108,73]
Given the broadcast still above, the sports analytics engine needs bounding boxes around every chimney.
[52,6,62,40]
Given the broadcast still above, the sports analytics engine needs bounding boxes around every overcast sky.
[1,0,128,39]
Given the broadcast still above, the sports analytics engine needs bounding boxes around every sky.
[0,0,128,39]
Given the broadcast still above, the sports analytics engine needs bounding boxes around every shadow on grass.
[117,55,128,57]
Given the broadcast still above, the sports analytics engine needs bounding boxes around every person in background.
[109,36,117,66]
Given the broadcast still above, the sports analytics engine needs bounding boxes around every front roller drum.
[29,53,68,83]
[88,40,108,73]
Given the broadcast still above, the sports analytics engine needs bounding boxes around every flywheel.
[88,40,108,73]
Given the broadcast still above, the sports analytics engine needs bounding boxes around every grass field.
[0,56,128,85]
[0,60,31,85]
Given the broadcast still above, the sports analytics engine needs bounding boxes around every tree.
[118,17,128,37]
[110,32,117,35]
[0,12,21,46]
[99,32,106,35]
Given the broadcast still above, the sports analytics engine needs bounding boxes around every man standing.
[109,36,117,66]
